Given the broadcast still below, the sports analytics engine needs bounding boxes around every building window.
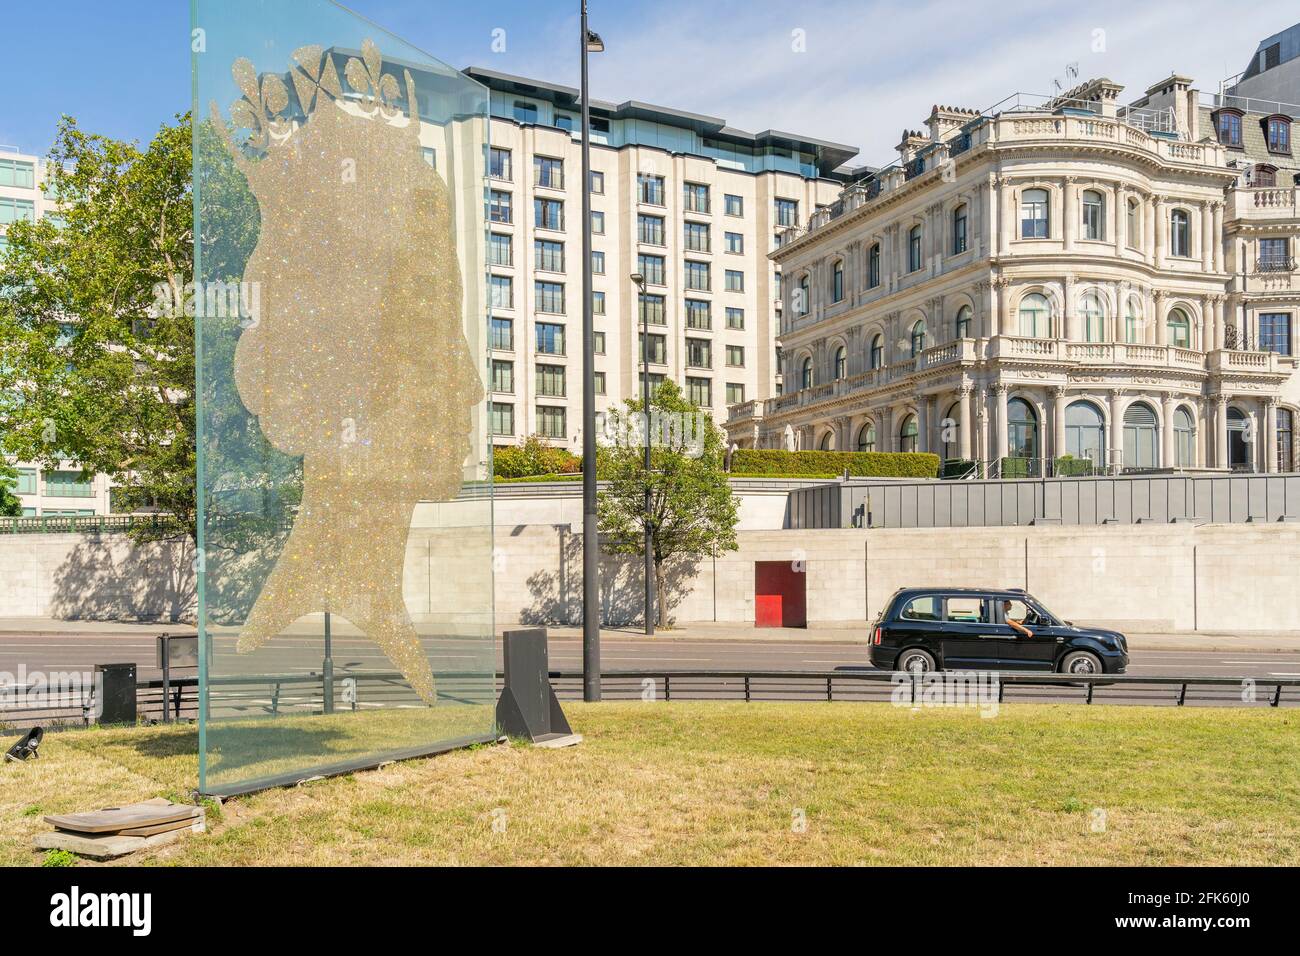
[16,468,37,495]
[488,233,513,267]
[686,337,712,369]
[831,260,844,302]
[490,359,514,393]
[1259,237,1290,272]
[685,299,711,330]
[1007,398,1038,461]
[638,254,666,286]
[726,382,745,405]
[0,197,35,225]
[686,376,712,407]
[640,332,667,364]
[589,170,604,194]
[489,275,513,310]
[533,156,564,189]
[1169,209,1191,258]
[537,406,566,439]
[800,356,813,389]
[490,402,515,437]
[684,221,710,252]
[1125,299,1142,343]
[638,214,665,246]
[1253,164,1277,187]
[536,363,566,397]
[535,322,566,355]
[1260,313,1292,355]
[1082,190,1105,241]
[592,291,606,315]
[685,261,711,291]
[591,250,605,274]
[869,334,884,369]
[534,239,564,273]
[512,100,538,124]
[952,204,968,254]
[1066,401,1106,465]
[1266,115,1291,154]
[638,174,665,206]
[725,232,744,254]
[1018,293,1051,337]
[535,280,565,314]
[1278,408,1295,472]
[490,317,514,350]
[1167,308,1192,348]
[725,269,744,292]
[856,424,876,452]
[487,147,511,181]
[908,225,923,272]
[534,198,564,231]
[591,210,605,234]
[910,321,926,357]
[955,304,972,339]
[1020,188,1049,239]
[1175,407,1196,468]
[0,159,36,189]
[594,331,606,355]
[1126,199,1140,249]
[44,470,94,498]
[899,415,919,453]
[834,345,846,379]
[1215,109,1243,147]
[639,293,666,325]
[796,274,810,315]
[725,194,744,217]
[419,146,437,170]
[867,243,881,288]
[683,182,710,213]
[1081,293,1105,343]
[727,345,746,368]
[774,198,798,227]
[1123,402,1159,469]
[594,370,606,395]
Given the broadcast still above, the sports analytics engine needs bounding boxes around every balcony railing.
[1258,255,1296,273]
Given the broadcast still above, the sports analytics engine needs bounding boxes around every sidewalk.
[2,616,1298,653]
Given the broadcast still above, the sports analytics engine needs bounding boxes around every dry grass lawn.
[2,701,1298,866]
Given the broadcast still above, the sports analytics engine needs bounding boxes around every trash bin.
[95,663,137,725]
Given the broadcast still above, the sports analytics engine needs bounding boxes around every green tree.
[0,115,194,539]
[0,461,23,517]
[597,380,739,627]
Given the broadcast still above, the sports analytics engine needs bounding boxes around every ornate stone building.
[727,75,1300,475]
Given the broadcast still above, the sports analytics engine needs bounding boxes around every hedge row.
[493,438,581,479]
[730,449,940,479]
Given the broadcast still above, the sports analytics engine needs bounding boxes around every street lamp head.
[630,272,645,289]
[586,30,605,53]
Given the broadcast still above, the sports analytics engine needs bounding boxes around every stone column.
[993,383,1009,461]
[1213,295,1226,350]
[1211,201,1224,273]
[917,396,930,453]
[1109,389,1126,472]
[999,177,1014,255]
[1201,202,1214,272]
[1063,275,1078,341]
[1195,400,1207,467]
[1265,398,1279,473]
[1154,290,1167,346]
[1162,392,1178,468]
[997,278,1013,335]
[1052,386,1068,461]
[959,385,973,460]
[1114,184,1127,255]
[1062,177,1077,251]
[1215,395,1228,469]
[1150,196,1163,270]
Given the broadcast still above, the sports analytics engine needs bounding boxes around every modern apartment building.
[726,67,1300,476]
[465,67,855,451]
[0,148,117,517]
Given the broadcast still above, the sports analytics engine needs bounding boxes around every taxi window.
[1003,599,1032,622]
[900,596,940,621]
[946,597,985,622]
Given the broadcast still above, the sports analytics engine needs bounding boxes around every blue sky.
[1,0,1296,166]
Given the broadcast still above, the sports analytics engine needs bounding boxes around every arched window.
[952,203,968,254]
[942,401,961,461]
[856,423,876,453]
[1253,164,1277,188]
[834,345,847,380]
[955,304,972,339]
[1266,115,1291,155]
[910,320,926,357]
[908,225,923,272]
[1278,408,1294,472]
[869,334,884,369]
[899,414,919,453]
[1215,108,1243,147]
[800,356,813,390]
[867,243,881,288]
[1066,401,1106,465]
[1080,293,1106,343]
[831,260,844,303]
[1124,298,1143,343]
[1123,402,1159,469]
[1170,209,1191,258]
[797,273,811,315]
[1021,188,1049,238]
[1007,398,1038,461]
[1167,308,1191,348]
[1082,189,1105,241]
[1018,293,1051,337]
[818,431,833,451]
[1227,407,1251,471]
[1174,406,1196,468]
[1126,198,1140,249]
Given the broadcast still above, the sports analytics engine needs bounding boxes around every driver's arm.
[1007,616,1033,638]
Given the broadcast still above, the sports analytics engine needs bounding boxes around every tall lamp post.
[631,272,654,635]
[580,2,605,702]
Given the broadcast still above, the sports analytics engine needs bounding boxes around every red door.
[754,561,807,628]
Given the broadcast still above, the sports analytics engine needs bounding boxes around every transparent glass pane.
[193,0,494,795]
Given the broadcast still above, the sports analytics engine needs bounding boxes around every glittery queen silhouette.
[211,40,481,703]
